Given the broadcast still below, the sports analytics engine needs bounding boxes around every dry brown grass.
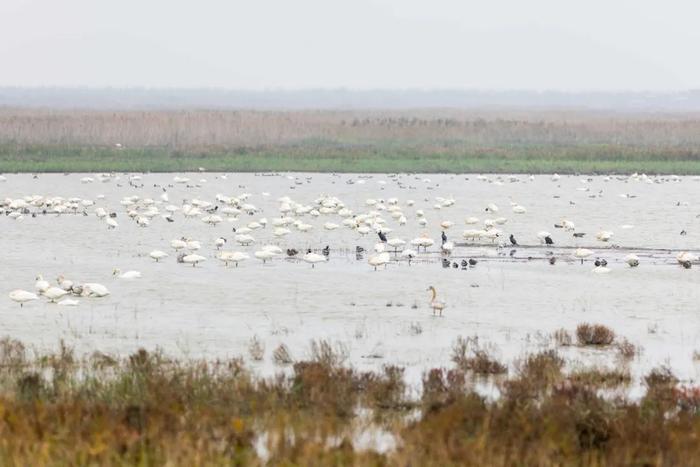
[576,323,616,346]
[0,338,698,465]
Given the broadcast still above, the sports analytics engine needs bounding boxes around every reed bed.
[0,335,699,465]
[2,109,700,173]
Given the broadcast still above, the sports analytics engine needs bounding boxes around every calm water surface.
[2,172,700,390]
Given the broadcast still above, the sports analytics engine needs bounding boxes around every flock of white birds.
[4,171,699,309]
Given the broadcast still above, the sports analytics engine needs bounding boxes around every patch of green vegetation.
[2,142,700,173]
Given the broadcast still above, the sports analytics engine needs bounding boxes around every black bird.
[509,249,516,257]
[509,234,518,246]
[355,246,365,253]
[165,216,174,223]
[286,249,298,257]
[441,231,447,245]
[452,262,459,268]
[681,260,692,269]
[468,258,478,267]
[109,212,117,218]
[442,258,451,268]
[600,259,608,266]
[378,231,388,243]
[306,248,312,254]
[544,236,554,245]
[681,230,688,236]
[549,257,557,265]
[573,232,585,238]
[322,245,330,257]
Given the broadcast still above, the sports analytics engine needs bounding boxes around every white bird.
[215,237,227,249]
[263,245,283,255]
[303,252,327,268]
[35,275,50,293]
[106,218,118,229]
[235,234,255,246]
[81,283,111,297]
[113,269,141,279]
[171,239,187,250]
[218,251,249,267]
[441,241,455,255]
[368,252,391,270]
[57,275,74,291]
[9,289,38,307]
[427,286,446,316]
[573,248,594,264]
[254,250,276,264]
[411,235,434,252]
[386,238,406,252]
[43,287,69,302]
[596,231,614,242]
[149,250,169,262]
[625,254,640,267]
[182,254,206,267]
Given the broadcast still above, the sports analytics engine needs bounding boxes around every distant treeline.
[2,87,700,111]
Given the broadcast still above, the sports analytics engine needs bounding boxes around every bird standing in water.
[441,231,447,245]
[426,286,446,316]
[509,234,518,246]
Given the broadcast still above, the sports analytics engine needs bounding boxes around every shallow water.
[2,172,700,390]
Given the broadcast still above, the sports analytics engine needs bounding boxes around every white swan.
[254,250,277,264]
[427,286,446,316]
[43,287,69,302]
[573,248,594,264]
[625,254,640,267]
[387,238,406,252]
[235,234,255,246]
[170,239,187,250]
[368,252,391,271]
[596,231,614,242]
[9,289,38,307]
[441,241,455,255]
[182,254,206,267]
[218,251,249,267]
[81,283,111,297]
[113,269,142,279]
[149,250,168,262]
[35,275,50,293]
[410,235,434,252]
[303,252,327,268]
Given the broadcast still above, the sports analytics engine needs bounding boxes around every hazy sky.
[2,0,699,90]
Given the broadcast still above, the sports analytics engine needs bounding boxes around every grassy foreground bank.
[3,143,700,174]
[0,330,698,465]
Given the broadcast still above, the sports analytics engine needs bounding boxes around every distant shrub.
[576,323,615,346]
[451,336,506,375]
[273,344,293,365]
[553,328,573,346]
[248,336,265,361]
[615,339,638,360]
[309,340,349,367]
